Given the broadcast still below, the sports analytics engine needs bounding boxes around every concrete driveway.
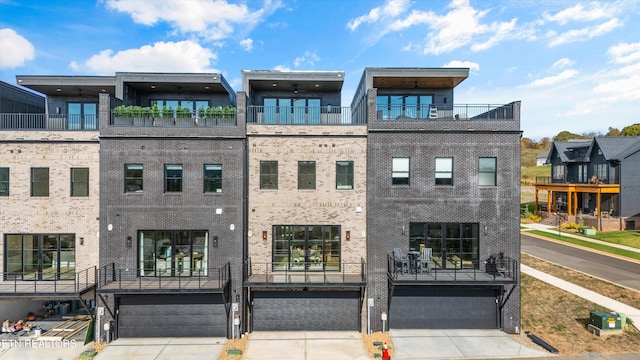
[243,331,369,360]
[93,337,227,360]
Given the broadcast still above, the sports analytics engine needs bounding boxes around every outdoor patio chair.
[393,248,409,274]
[420,247,432,274]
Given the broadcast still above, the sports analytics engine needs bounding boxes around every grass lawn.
[593,230,640,248]
[520,164,549,184]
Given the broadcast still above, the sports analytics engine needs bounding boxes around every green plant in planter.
[198,106,207,119]
[152,104,161,118]
[162,105,174,118]
[176,105,192,118]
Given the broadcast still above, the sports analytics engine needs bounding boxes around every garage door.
[252,290,360,331]
[390,287,498,329]
[117,294,227,337]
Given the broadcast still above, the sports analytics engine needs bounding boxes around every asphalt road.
[521,233,640,292]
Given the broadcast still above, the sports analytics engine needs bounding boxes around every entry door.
[421,223,479,270]
[290,225,324,270]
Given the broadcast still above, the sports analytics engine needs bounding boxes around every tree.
[553,131,586,142]
[606,127,621,136]
[621,123,640,136]
[540,137,552,149]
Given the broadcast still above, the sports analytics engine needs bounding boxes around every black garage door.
[117,294,227,337]
[252,290,360,331]
[390,287,498,329]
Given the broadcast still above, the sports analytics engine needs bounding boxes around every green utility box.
[590,311,621,330]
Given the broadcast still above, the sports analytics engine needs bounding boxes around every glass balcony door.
[4,234,75,280]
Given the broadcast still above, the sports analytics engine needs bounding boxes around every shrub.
[527,214,542,223]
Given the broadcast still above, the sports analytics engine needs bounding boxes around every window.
[552,165,565,180]
[151,100,209,117]
[67,103,97,130]
[71,168,89,197]
[336,161,354,190]
[376,95,433,120]
[264,98,321,124]
[164,164,183,192]
[479,157,496,186]
[272,225,340,271]
[592,163,607,181]
[392,157,410,185]
[31,167,49,196]
[298,161,316,189]
[577,164,588,183]
[204,164,222,193]
[138,230,208,277]
[409,223,479,270]
[125,164,143,193]
[435,157,453,185]
[5,233,75,280]
[0,167,8,196]
[260,161,278,189]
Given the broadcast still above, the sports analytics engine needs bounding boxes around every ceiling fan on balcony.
[293,84,307,94]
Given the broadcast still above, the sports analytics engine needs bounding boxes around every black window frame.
[435,157,453,186]
[478,157,497,186]
[0,167,8,196]
[392,157,410,186]
[203,164,222,193]
[70,167,89,197]
[260,160,278,190]
[164,164,183,193]
[298,160,316,190]
[124,164,143,193]
[336,161,354,190]
[31,167,49,197]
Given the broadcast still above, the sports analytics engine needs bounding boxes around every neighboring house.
[241,70,368,331]
[536,137,640,231]
[536,150,549,166]
[353,68,522,334]
[0,78,100,319]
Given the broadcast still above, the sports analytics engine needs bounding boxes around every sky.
[1,0,639,140]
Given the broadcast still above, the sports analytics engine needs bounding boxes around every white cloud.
[553,58,574,68]
[293,51,320,67]
[608,41,640,64]
[549,18,622,47]
[443,60,479,71]
[526,69,578,88]
[543,3,614,25]
[471,18,516,52]
[0,28,35,69]
[69,41,218,75]
[104,0,282,42]
[272,65,291,71]
[240,38,253,52]
[347,0,410,31]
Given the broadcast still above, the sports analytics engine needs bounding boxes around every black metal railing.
[375,103,515,121]
[0,113,99,130]
[247,106,353,125]
[96,262,230,290]
[110,110,236,127]
[387,254,517,282]
[0,266,96,294]
[244,257,366,284]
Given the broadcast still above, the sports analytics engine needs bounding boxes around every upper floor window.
[592,163,607,181]
[31,167,49,197]
[151,100,209,117]
[376,95,433,120]
[392,157,410,185]
[68,103,97,130]
[71,168,89,197]
[0,167,8,196]
[478,157,496,186]
[264,98,321,124]
[577,164,588,183]
[552,165,565,180]
[298,161,316,190]
[204,164,222,193]
[125,164,143,193]
[336,161,354,190]
[435,157,453,185]
[165,164,183,193]
[260,161,278,189]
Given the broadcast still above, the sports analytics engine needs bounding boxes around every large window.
[392,157,410,185]
[336,161,354,190]
[272,225,340,271]
[67,102,97,130]
[31,167,49,196]
[478,157,496,186]
[264,98,321,124]
[376,95,433,120]
[151,100,209,117]
[164,164,183,192]
[5,234,75,280]
[260,161,278,189]
[138,230,208,277]
[204,164,222,193]
[592,163,607,182]
[125,164,143,193]
[577,164,588,183]
[409,223,478,270]
[0,167,8,196]
[435,157,453,185]
[298,161,316,189]
[71,168,89,197]
[552,164,565,180]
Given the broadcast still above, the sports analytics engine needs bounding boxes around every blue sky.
[1,0,639,140]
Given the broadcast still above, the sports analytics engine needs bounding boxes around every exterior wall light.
[262,231,268,241]
[126,236,132,248]
[346,231,351,241]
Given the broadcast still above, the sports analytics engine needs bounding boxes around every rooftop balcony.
[110,107,236,128]
[0,113,98,130]
[247,105,356,125]
[376,103,516,121]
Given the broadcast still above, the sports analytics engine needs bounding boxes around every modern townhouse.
[354,68,522,333]
[241,70,368,331]
[1,78,100,320]
[537,136,640,231]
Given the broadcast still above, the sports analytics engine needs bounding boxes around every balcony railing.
[110,110,237,127]
[96,262,230,292]
[247,106,353,125]
[0,113,98,130]
[376,103,515,121]
[244,257,366,285]
[0,266,96,295]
